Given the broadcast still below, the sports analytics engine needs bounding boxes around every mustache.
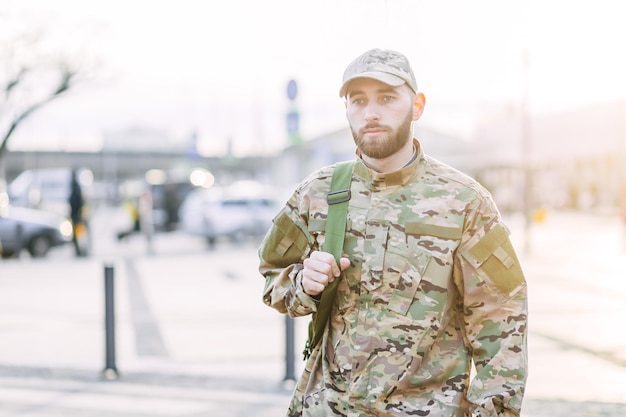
[360,123,389,133]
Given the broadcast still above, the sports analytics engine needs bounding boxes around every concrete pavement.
[0,206,625,416]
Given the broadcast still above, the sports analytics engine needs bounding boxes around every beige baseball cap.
[339,48,418,98]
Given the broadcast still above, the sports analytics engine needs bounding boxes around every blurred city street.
[0,206,625,416]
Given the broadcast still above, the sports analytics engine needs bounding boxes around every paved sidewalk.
[0,207,625,416]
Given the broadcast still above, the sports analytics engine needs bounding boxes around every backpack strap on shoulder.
[303,160,355,360]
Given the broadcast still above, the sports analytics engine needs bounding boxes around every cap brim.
[339,71,406,97]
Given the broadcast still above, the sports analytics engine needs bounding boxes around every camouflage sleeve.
[258,197,318,318]
[456,197,528,417]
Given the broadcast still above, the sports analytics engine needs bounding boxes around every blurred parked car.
[0,204,73,258]
[178,181,279,247]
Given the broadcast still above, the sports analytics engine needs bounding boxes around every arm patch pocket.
[261,211,309,267]
[462,224,525,296]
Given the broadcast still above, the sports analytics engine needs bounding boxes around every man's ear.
[412,92,426,121]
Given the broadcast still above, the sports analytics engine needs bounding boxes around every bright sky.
[3,0,625,155]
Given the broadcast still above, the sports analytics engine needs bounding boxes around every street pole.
[284,315,296,382]
[522,48,532,254]
[283,79,299,382]
[617,98,626,252]
[103,264,119,379]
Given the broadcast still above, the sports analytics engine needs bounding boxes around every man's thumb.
[339,257,351,271]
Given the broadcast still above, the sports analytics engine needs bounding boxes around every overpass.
[2,150,275,186]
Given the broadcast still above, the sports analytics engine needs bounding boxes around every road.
[0,206,625,416]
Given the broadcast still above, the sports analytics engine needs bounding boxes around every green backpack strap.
[303,160,355,360]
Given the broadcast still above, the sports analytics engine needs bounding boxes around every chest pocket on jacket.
[382,224,430,316]
[384,222,461,316]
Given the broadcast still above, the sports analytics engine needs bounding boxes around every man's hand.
[302,250,351,296]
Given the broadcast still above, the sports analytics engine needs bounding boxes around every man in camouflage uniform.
[258,49,528,417]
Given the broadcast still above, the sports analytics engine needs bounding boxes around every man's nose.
[364,104,381,121]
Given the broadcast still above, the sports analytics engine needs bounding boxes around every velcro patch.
[462,224,525,296]
[405,222,462,240]
[260,211,309,266]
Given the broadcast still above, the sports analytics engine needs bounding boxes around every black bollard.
[284,315,296,382]
[103,264,119,379]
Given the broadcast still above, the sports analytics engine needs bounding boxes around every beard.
[350,108,413,159]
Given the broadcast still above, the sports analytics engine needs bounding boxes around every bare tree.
[0,7,91,164]
[0,64,77,159]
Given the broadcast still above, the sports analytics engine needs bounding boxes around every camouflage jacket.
[258,140,528,417]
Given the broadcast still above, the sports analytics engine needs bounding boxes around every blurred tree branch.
[0,66,77,160]
[0,4,104,166]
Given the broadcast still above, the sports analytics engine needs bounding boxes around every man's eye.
[382,95,395,102]
[352,98,365,105]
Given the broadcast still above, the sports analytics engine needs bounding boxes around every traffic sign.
[287,79,298,101]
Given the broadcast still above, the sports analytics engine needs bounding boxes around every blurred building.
[3,100,625,214]
[474,100,625,212]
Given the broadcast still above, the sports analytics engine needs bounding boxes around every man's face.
[345,78,416,160]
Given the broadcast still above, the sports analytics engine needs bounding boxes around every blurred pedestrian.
[163,182,178,231]
[117,196,140,241]
[258,49,528,416]
[68,168,86,257]
[138,186,154,253]
[117,184,154,254]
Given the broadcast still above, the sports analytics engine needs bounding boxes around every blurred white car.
[178,181,280,247]
[0,204,73,258]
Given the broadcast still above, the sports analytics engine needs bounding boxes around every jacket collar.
[354,138,423,189]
